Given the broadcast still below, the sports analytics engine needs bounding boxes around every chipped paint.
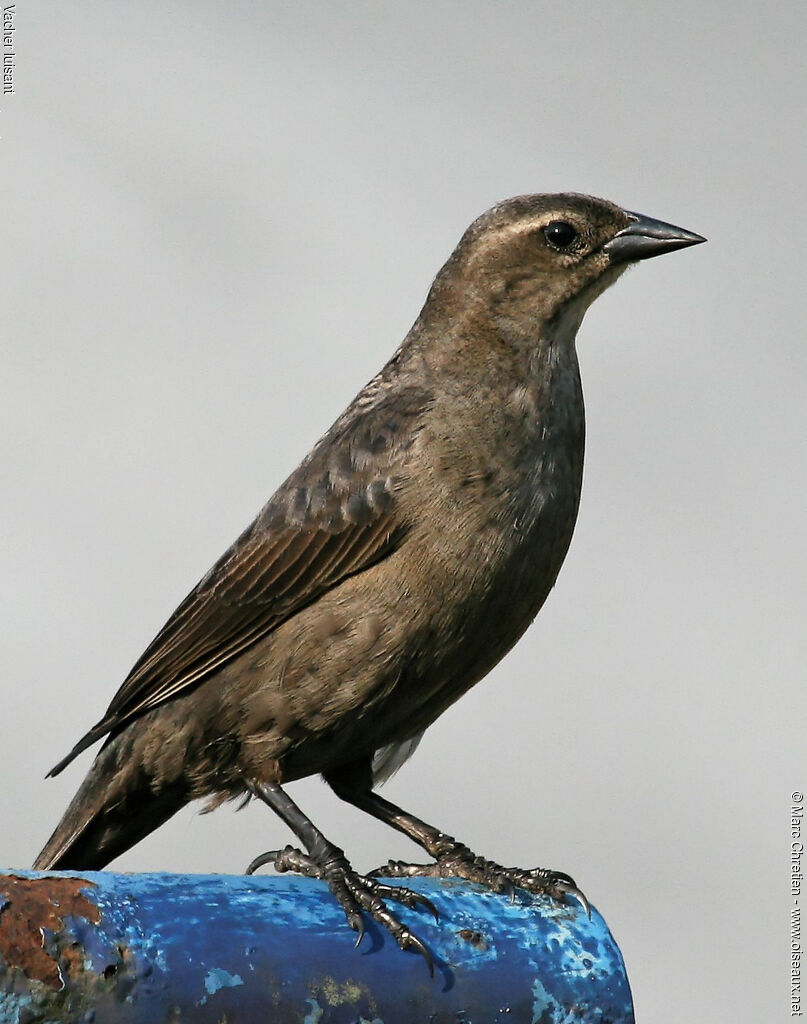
[456,928,488,950]
[0,989,36,1024]
[0,874,100,988]
[0,871,634,1022]
[532,976,557,1023]
[314,975,371,1006]
[303,997,324,1024]
[200,966,244,1003]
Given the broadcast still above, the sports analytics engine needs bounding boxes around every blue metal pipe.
[0,871,633,1023]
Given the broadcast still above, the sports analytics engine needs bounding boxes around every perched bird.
[35,194,704,970]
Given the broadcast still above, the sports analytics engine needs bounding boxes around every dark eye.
[543,221,578,250]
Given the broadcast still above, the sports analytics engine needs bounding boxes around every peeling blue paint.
[531,976,557,1023]
[303,997,324,1024]
[1,871,633,1022]
[202,966,244,1002]
[0,989,34,1024]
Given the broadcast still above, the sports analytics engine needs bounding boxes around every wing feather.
[48,381,431,776]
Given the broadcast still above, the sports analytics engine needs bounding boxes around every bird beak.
[604,212,706,262]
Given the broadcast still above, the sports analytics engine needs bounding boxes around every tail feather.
[45,721,115,779]
[34,741,187,871]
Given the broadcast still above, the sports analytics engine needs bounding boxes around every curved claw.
[376,882,439,923]
[555,878,591,918]
[245,845,438,976]
[413,891,440,923]
[547,869,578,887]
[245,849,281,875]
[403,931,434,978]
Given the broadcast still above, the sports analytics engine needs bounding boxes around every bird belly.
[178,384,585,793]
[231,462,580,786]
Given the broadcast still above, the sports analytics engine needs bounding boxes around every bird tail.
[33,738,187,871]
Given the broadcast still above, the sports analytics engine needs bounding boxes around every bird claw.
[402,928,434,977]
[246,844,325,879]
[373,844,588,916]
[369,858,436,879]
[367,876,440,923]
[245,849,281,875]
[414,891,440,924]
[525,866,590,916]
[392,886,439,924]
[248,843,436,972]
[550,876,591,918]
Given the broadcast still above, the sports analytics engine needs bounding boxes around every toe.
[364,880,439,922]
[552,877,591,917]
[245,849,281,875]
[401,929,435,977]
[410,890,440,923]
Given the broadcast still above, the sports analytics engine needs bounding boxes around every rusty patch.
[457,927,488,950]
[310,975,376,1014]
[0,875,100,988]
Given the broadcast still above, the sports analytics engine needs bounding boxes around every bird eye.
[543,221,578,250]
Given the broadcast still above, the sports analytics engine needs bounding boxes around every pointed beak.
[604,211,706,263]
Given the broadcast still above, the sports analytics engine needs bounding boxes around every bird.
[35,193,704,971]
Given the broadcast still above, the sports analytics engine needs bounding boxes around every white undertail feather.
[371,732,425,785]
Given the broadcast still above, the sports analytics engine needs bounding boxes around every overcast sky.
[1,3,805,1020]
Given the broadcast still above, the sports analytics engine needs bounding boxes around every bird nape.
[35,193,704,973]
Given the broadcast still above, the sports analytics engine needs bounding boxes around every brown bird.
[35,193,704,970]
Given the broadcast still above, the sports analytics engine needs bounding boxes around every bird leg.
[325,766,589,916]
[244,780,437,973]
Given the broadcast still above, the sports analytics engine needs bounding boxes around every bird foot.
[246,844,438,974]
[370,841,589,916]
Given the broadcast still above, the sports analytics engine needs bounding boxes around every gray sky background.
[2,2,804,1020]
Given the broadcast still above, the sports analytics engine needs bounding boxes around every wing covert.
[48,381,431,776]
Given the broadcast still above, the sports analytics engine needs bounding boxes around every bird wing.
[49,382,429,775]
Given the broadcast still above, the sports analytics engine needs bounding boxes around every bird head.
[424,193,705,345]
